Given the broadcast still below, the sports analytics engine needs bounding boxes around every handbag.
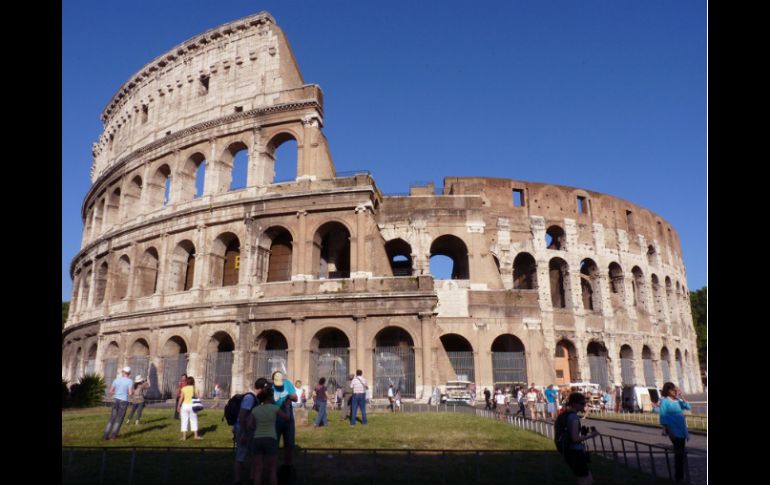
[192,388,204,412]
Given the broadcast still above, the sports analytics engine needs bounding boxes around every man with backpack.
[554,392,600,485]
[229,377,268,485]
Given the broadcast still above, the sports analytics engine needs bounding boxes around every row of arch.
[544,225,669,268]
[84,134,299,244]
[71,222,350,315]
[64,325,698,399]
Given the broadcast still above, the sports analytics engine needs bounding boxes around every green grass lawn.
[62,407,675,484]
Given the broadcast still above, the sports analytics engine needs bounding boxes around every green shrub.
[70,374,106,408]
[62,378,70,408]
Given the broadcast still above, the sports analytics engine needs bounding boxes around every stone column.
[203,139,219,196]
[193,225,208,292]
[292,317,305,384]
[354,316,367,378]
[293,210,310,279]
[352,204,372,278]
[419,312,435,399]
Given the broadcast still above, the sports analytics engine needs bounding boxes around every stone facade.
[62,11,703,400]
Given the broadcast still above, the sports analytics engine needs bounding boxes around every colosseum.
[62,11,703,402]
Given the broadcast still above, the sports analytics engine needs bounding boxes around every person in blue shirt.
[234,377,268,485]
[271,371,298,465]
[102,366,134,440]
[659,382,691,482]
[544,384,559,420]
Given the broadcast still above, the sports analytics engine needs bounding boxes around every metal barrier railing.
[591,410,707,430]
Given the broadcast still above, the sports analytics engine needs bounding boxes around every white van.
[621,386,662,412]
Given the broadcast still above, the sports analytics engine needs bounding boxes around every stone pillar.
[352,204,372,278]
[85,258,98,309]
[231,348,245,395]
[203,139,218,196]
[293,210,310,279]
[292,317,305,383]
[419,312,434,398]
[138,163,152,214]
[194,225,208,291]
[354,316,367,378]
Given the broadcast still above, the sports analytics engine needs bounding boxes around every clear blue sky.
[62,0,706,301]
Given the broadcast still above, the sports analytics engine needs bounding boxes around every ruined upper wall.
[90,11,311,182]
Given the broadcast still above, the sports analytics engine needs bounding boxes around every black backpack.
[223,392,256,425]
[554,411,575,453]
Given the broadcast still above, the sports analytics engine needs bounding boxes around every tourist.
[177,376,202,441]
[554,392,600,485]
[350,369,369,426]
[271,371,298,464]
[126,374,150,425]
[659,382,691,482]
[246,386,289,485]
[313,377,329,427]
[102,366,133,440]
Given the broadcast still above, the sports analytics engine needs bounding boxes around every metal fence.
[587,356,609,388]
[127,357,150,384]
[491,351,526,385]
[310,348,349,392]
[592,410,708,431]
[252,350,288,385]
[446,351,475,382]
[620,358,635,386]
[643,359,656,387]
[204,352,233,398]
[373,346,415,398]
[102,359,118,396]
[161,354,187,400]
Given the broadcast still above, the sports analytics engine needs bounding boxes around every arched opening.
[112,256,131,301]
[102,342,120,395]
[545,225,566,250]
[85,344,97,375]
[135,248,160,297]
[647,245,656,266]
[269,134,298,183]
[226,142,249,191]
[106,187,120,229]
[580,259,599,311]
[71,348,82,382]
[642,346,655,387]
[660,347,672,383]
[314,222,350,279]
[439,334,475,381]
[373,327,415,398]
[169,240,196,292]
[554,339,579,385]
[265,228,293,282]
[161,336,188,399]
[651,274,665,321]
[252,330,289,385]
[128,338,150,383]
[310,328,350,393]
[632,266,645,310]
[210,233,240,287]
[549,258,568,308]
[179,153,206,201]
[674,349,684,390]
[385,238,413,277]
[80,267,92,309]
[619,345,635,387]
[205,331,235,397]
[429,235,469,280]
[125,175,142,220]
[513,252,537,289]
[586,341,609,388]
[94,262,108,306]
[147,164,171,209]
[608,262,625,308]
[491,334,527,388]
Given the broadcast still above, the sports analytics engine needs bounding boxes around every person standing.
[234,378,267,485]
[659,382,691,482]
[246,386,289,485]
[174,373,188,420]
[349,369,369,426]
[313,377,329,427]
[394,388,402,412]
[525,384,538,419]
[126,374,150,425]
[515,386,526,417]
[177,376,202,441]
[483,387,492,410]
[614,385,622,413]
[387,384,395,412]
[271,371,298,464]
[335,386,343,411]
[494,389,506,417]
[554,392,600,485]
[544,384,559,420]
[102,366,134,440]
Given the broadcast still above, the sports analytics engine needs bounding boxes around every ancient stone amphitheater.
[62,11,703,401]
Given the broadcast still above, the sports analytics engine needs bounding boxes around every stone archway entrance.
[554,339,578,385]
[373,327,415,398]
[491,334,527,388]
[252,330,289,384]
[310,328,350,393]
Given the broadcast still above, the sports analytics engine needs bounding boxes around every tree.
[689,287,707,369]
[62,301,70,329]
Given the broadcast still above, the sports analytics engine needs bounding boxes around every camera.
[580,426,597,436]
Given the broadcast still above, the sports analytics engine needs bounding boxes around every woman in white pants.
[176,376,202,440]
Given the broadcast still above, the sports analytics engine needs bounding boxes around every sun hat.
[123,366,131,373]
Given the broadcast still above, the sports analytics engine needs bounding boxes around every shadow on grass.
[197,424,219,437]
[120,424,170,438]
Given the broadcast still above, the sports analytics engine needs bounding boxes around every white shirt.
[388,387,394,398]
[351,376,368,394]
[495,393,506,405]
